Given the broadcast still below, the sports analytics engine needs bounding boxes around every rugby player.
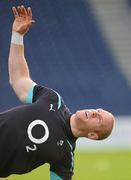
[0,5,115,179]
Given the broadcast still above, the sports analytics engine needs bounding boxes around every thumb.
[27,20,35,27]
[30,20,35,24]
[23,20,35,30]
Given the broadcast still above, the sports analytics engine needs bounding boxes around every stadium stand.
[128,0,131,6]
[0,0,131,115]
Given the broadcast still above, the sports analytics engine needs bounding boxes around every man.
[0,5,115,179]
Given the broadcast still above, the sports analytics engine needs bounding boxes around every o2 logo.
[26,120,49,153]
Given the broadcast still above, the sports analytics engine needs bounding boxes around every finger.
[30,20,35,24]
[26,20,35,27]
[17,6,23,17]
[12,7,18,18]
[22,20,35,32]
[21,5,27,17]
[27,7,32,19]
[24,20,35,26]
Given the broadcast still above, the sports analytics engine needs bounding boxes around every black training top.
[0,85,77,180]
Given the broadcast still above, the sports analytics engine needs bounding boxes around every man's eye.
[85,112,88,118]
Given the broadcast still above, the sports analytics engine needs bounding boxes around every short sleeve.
[50,171,63,180]
[32,85,53,102]
[50,167,73,180]
[26,85,50,103]
[26,85,63,110]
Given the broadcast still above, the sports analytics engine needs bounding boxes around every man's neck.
[70,114,83,138]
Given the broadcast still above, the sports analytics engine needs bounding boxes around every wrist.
[11,31,24,45]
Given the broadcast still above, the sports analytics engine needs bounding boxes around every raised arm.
[8,5,36,103]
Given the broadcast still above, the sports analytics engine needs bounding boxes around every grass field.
[2,150,131,180]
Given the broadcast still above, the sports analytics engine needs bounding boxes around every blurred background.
[0,0,131,180]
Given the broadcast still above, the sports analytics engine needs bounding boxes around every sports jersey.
[0,85,77,180]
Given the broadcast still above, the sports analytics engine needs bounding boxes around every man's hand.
[12,5,35,35]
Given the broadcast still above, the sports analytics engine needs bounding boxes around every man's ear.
[87,132,98,140]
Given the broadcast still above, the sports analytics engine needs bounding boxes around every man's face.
[75,108,114,139]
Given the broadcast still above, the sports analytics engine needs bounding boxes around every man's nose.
[91,110,97,117]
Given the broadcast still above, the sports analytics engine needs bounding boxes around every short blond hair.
[96,114,115,140]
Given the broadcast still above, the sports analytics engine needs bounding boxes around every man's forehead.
[101,111,113,123]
